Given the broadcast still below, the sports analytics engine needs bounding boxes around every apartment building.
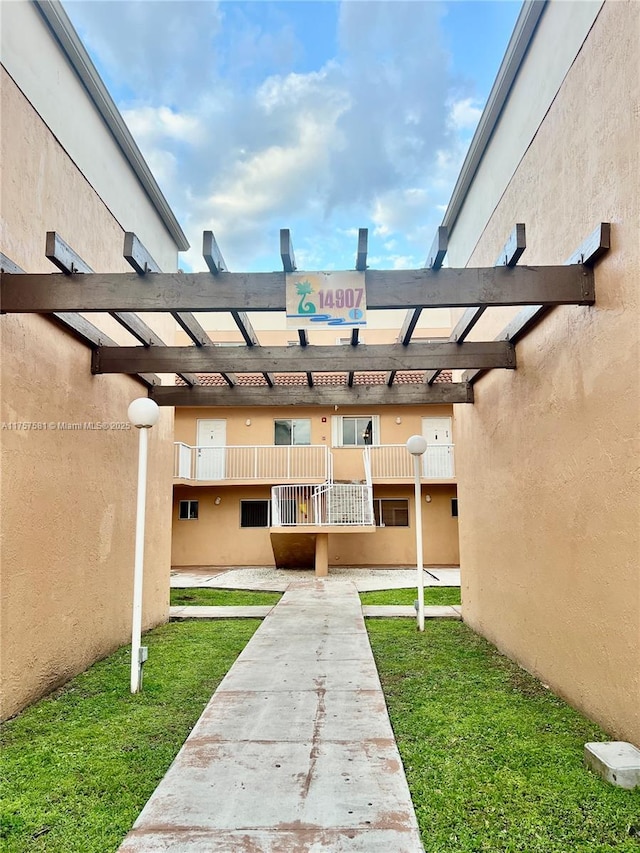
[171,323,461,572]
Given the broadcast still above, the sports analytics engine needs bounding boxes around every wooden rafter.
[203,230,274,387]
[426,223,526,385]
[43,232,198,386]
[462,223,610,385]
[280,229,312,387]
[388,226,448,385]
[123,232,235,387]
[92,340,516,375]
[150,382,474,408]
[0,252,158,387]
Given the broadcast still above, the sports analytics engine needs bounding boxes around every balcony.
[174,443,331,484]
[364,444,455,481]
[271,483,374,528]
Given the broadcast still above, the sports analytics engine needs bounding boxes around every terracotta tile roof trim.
[175,371,453,387]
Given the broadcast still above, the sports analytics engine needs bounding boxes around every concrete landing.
[119,580,424,852]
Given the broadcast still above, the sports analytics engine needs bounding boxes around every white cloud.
[65,0,485,272]
[448,97,483,131]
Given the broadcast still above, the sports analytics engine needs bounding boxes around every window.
[451,498,458,517]
[241,500,271,528]
[373,499,409,527]
[274,419,311,446]
[179,500,199,520]
[332,415,379,447]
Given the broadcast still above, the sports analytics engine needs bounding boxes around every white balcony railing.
[364,444,455,479]
[174,443,330,482]
[271,482,374,527]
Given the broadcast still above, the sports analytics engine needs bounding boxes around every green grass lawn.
[0,620,260,853]
[360,586,461,606]
[170,587,282,607]
[367,619,640,852]
[3,613,638,853]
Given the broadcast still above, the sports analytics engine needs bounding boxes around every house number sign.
[286,271,367,329]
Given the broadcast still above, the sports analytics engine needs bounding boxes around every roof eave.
[442,0,547,239]
[34,0,190,252]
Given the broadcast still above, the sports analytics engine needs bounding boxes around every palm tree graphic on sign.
[296,280,316,314]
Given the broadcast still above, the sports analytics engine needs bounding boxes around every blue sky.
[63,1,522,273]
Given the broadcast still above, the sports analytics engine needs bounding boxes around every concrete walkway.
[119,580,425,852]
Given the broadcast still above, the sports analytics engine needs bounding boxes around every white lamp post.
[406,435,428,632]
[127,397,160,693]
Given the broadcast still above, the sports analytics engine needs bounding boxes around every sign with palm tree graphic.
[286,271,367,329]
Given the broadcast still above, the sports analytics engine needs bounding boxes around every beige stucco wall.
[450,1,639,743]
[175,404,455,458]
[1,70,177,718]
[171,483,459,568]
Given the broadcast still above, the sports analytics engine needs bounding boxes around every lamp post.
[127,397,160,693]
[406,435,427,632]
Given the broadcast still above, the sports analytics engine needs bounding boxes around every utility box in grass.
[584,742,640,790]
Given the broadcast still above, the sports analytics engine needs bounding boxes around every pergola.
[0,223,608,407]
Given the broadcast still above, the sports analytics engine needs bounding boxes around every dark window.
[274,419,311,446]
[179,500,199,520]
[373,499,409,527]
[451,498,458,517]
[241,500,271,528]
[342,416,374,446]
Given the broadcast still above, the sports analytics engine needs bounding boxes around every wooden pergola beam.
[1,264,594,313]
[388,226,449,385]
[280,229,296,273]
[356,228,368,272]
[426,223,526,385]
[0,252,158,387]
[462,223,610,386]
[92,340,516,375]
[150,382,475,408]
[202,229,274,387]
[124,232,236,387]
[43,232,198,385]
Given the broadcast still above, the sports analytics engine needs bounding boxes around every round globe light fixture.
[127,397,160,429]
[406,434,428,456]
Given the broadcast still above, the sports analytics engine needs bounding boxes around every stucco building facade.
[445,0,639,744]
[0,0,187,719]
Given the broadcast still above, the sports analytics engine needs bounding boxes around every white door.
[196,419,226,480]
[422,417,453,477]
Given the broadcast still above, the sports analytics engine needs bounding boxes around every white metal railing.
[271,482,374,527]
[173,444,330,482]
[364,444,455,479]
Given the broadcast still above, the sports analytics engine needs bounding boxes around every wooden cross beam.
[356,228,368,272]
[0,264,594,313]
[425,223,526,385]
[388,225,449,385]
[0,252,158,387]
[149,382,475,408]
[123,232,235,387]
[92,340,516,375]
[280,229,312,386]
[203,230,274,387]
[462,223,610,386]
[43,232,199,386]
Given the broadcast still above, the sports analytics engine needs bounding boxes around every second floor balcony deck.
[364,444,455,481]
[174,443,331,485]
[174,441,455,485]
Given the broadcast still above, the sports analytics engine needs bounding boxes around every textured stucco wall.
[1,71,176,719]
[171,483,459,568]
[450,1,639,743]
